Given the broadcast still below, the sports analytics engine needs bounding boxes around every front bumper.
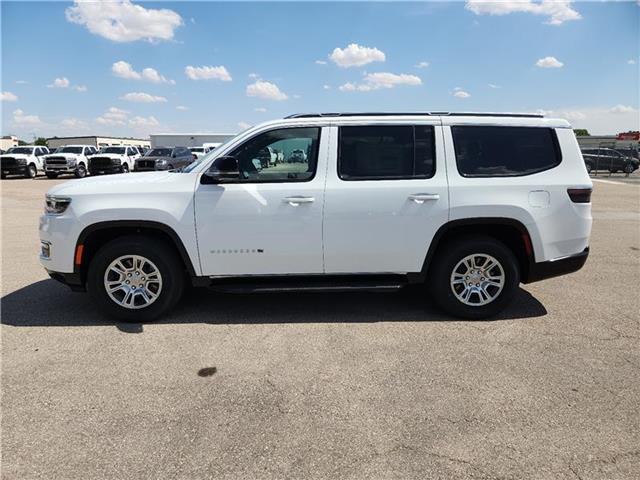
[2,166,27,175]
[46,270,85,291]
[45,165,75,173]
[89,166,121,174]
[524,247,589,283]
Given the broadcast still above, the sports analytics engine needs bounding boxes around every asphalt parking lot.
[1,175,638,480]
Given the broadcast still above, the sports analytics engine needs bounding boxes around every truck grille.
[90,157,119,168]
[45,156,68,165]
[137,160,156,169]
[1,157,25,168]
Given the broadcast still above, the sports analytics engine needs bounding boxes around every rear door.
[323,121,450,274]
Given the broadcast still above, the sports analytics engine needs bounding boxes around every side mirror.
[201,156,240,184]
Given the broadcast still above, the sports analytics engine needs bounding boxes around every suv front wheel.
[87,235,185,321]
[429,236,519,319]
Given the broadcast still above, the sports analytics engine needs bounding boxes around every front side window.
[452,126,561,177]
[211,127,320,183]
[338,125,436,180]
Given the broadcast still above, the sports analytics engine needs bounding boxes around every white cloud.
[120,92,167,103]
[465,0,581,25]
[254,107,267,112]
[238,121,251,130]
[176,105,189,111]
[96,107,129,126]
[246,80,288,101]
[1,91,18,102]
[488,83,501,89]
[329,43,386,68]
[73,85,88,92]
[15,80,28,85]
[248,73,259,79]
[48,77,70,88]
[415,61,430,68]
[315,60,327,65]
[129,115,160,127]
[453,87,471,98]
[323,85,331,90]
[13,109,42,126]
[65,0,182,43]
[610,105,636,114]
[339,72,422,92]
[628,59,637,65]
[61,118,89,130]
[185,65,232,81]
[536,56,564,68]
[112,61,174,84]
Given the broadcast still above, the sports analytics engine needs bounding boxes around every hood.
[1,153,31,159]
[46,171,185,197]
[138,156,170,162]
[45,153,78,160]
[91,153,126,160]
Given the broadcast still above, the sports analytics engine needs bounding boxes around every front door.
[323,123,449,274]
[195,126,328,276]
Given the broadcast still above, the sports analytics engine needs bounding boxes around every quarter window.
[214,127,320,183]
[452,126,561,177]
[338,125,435,180]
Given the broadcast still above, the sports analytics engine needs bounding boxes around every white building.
[150,133,235,148]
[46,136,150,149]
[0,135,19,151]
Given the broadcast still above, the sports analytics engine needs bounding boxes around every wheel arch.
[411,218,535,284]
[75,220,197,285]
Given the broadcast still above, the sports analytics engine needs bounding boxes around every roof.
[285,112,545,119]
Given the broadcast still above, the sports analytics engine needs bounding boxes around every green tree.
[574,129,590,137]
[34,137,48,146]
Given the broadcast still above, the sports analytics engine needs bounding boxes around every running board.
[206,274,407,294]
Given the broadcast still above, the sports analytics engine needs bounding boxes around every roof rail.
[285,112,544,119]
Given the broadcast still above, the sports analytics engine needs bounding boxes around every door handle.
[283,196,315,206]
[408,193,440,204]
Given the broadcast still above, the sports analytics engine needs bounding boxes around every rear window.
[338,125,435,180]
[452,126,561,177]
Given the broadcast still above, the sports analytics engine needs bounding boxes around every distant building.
[577,132,639,154]
[0,135,19,151]
[150,133,235,148]
[46,136,150,149]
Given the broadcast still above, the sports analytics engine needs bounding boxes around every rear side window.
[339,125,435,180]
[452,126,561,177]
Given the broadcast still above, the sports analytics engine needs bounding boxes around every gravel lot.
[1,175,638,480]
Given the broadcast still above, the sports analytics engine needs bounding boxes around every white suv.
[43,145,97,178]
[39,113,592,321]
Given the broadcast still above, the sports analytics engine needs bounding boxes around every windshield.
[103,147,126,154]
[190,147,204,153]
[60,146,84,154]
[147,148,172,157]
[7,147,34,154]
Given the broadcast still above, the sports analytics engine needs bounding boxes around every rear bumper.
[524,247,589,283]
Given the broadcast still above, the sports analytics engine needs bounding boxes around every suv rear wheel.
[87,235,185,321]
[429,236,519,319]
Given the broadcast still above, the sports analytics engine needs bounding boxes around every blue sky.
[1,0,638,139]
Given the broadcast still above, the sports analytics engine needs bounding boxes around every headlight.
[45,195,72,215]
[68,158,77,166]
[156,159,167,166]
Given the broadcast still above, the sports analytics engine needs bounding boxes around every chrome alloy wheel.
[450,254,505,306]
[104,255,163,309]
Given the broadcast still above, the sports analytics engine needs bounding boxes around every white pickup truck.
[1,146,49,178]
[43,145,97,178]
[88,146,140,176]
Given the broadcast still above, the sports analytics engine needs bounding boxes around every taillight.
[567,188,592,203]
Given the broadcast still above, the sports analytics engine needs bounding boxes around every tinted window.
[60,146,84,154]
[452,126,561,177]
[213,127,320,183]
[338,125,435,180]
[103,147,126,154]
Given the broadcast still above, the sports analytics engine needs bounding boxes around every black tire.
[1,173,6,179]
[121,163,130,173]
[46,172,59,179]
[428,235,520,319]
[75,163,87,178]
[25,164,37,178]
[623,163,634,174]
[585,163,593,174]
[87,235,185,322]
[168,164,174,170]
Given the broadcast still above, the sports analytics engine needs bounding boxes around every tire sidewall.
[430,237,520,319]
[75,164,87,178]
[26,164,37,178]
[87,237,184,321]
